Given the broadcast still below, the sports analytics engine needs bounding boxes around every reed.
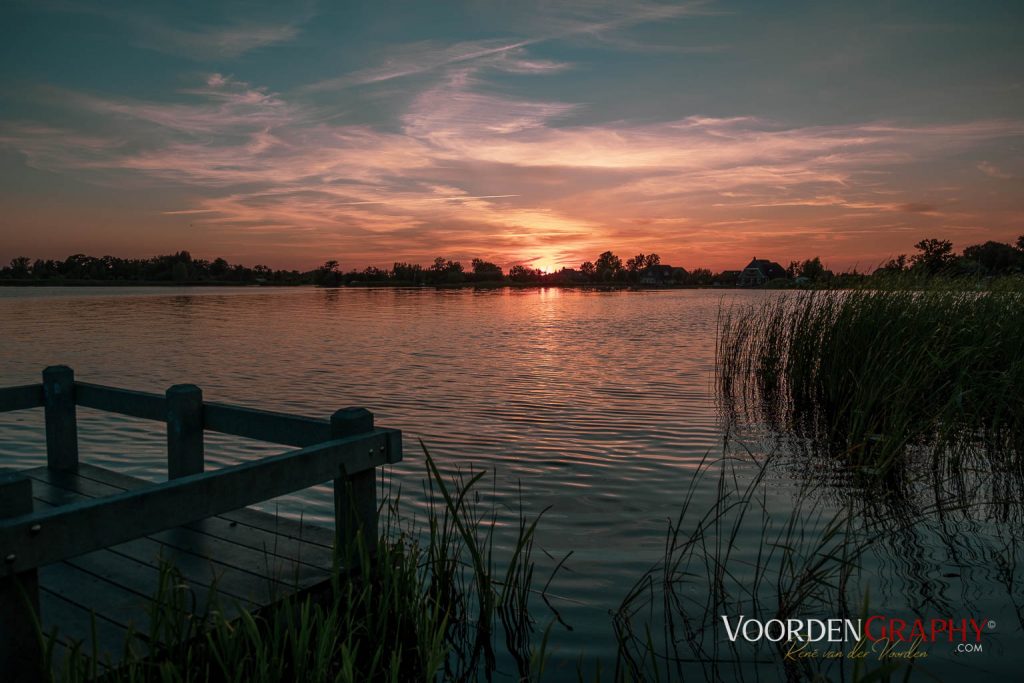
[610,454,925,683]
[717,286,1024,474]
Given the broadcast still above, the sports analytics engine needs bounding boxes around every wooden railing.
[0,366,402,676]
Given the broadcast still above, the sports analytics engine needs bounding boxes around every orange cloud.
[3,70,1023,272]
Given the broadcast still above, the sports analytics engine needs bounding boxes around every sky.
[1,1,1022,273]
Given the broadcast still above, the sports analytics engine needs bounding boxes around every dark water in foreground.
[0,287,1018,680]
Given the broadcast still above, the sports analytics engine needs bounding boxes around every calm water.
[0,287,1017,679]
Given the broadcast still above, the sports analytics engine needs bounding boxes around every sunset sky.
[1,1,1022,272]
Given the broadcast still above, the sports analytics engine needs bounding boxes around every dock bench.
[0,366,402,680]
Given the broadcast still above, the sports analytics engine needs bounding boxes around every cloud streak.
[3,62,1024,270]
[299,0,704,92]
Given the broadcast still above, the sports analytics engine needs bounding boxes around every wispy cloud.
[49,75,294,135]
[300,1,705,92]
[4,67,1023,269]
[403,69,577,142]
[31,1,310,58]
[300,39,543,92]
[137,19,302,59]
[977,161,1015,179]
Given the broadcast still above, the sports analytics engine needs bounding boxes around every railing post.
[0,470,44,681]
[166,385,204,479]
[331,408,377,565]
[43,365,78,471]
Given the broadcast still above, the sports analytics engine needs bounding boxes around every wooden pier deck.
[0,366,402,680]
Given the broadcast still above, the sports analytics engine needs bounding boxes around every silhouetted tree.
[963,240,1022,274]
[210,258,230,278]
[428,257,464,284]
[798,257,828,281]
[314,260,341,286]
[594,251,623,282]
[9,257,30,278]
[470,258,503,281]
[879,254,909,273]
[546,267,586,284]
[713,270,740,286]
[625,253,663,282]
[349,266,389,283]
[626,253,646,280]
[508,265,543,283]
[687,268,713,285]
[391,262,424,284]
[911,238,955,275]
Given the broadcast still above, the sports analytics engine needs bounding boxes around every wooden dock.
[0,366,402,680]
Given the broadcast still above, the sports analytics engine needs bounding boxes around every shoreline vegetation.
[4,235,1024,290]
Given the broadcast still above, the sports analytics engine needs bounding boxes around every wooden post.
[331,408,377,563]
[0,470,44,681]
[166,385,204,479]
[43,365,78,471]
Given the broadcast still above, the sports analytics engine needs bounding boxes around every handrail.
[0,427,401,573]
[0,378,336,447]
[75,380,334,447]
[0,384,44,413]
[74,381,166,421]
[203,401,331,446]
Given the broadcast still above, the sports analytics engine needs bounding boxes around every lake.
[0,286,1016,680]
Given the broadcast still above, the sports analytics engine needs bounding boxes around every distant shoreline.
[0,279,299,288]
[0,278,739,290]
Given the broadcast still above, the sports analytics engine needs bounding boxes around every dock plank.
[29,496,238,625]
[19,464,338,674]
[39,591,142,669]
[28,475,323,604]
[76,463,338,550]
[47,464,336,570]
[30,480,282,605]
[40,562,154,633]
[29,468,333,585]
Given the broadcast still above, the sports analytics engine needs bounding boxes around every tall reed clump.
[717,287,1024,474]
[47,444,559,683]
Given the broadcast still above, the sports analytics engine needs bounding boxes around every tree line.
[3,236,1023,287]
[0,252,306,284]
[316,252,693,286]
[875,236,1024,277]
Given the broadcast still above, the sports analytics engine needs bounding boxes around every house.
[737,258,787,287]
[640,264,679,285]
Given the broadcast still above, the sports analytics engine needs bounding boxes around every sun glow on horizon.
[527,256,564,274]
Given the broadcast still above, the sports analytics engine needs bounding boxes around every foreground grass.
[612,454,905,683]
[40,448,928,683]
